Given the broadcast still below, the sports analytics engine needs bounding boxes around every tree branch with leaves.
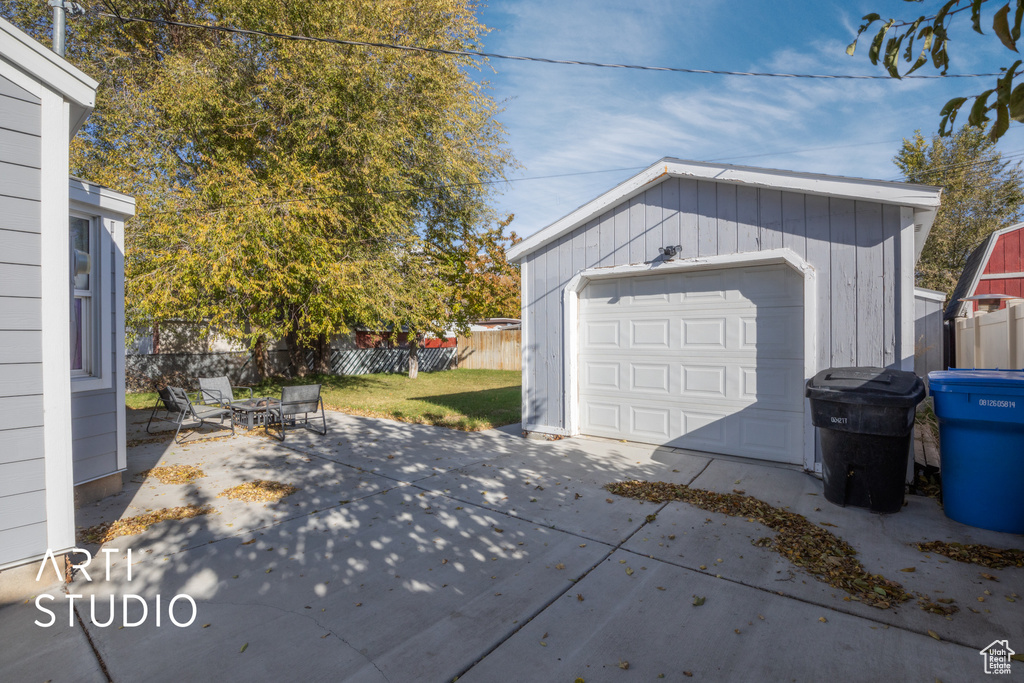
[848,0,1024,140]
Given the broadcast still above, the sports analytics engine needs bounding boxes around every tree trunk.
[313,333,332,375]
[286,329,308,378]
[252,335,269,380]
[408,332,422,379]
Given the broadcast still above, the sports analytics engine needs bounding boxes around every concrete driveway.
[1,410,1021,682]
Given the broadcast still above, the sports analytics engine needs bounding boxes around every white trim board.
[914,287,947,303]
[980,272,1024,280]
[39,88,75,554]
[0,16,96,136]
[508,158,942,264]
[561,248,819,472]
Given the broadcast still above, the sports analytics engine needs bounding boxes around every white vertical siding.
[521,176,913,453]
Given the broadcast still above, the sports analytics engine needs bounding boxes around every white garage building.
[507,159,941,471]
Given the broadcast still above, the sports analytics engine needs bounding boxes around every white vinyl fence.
[955,300,1024,369]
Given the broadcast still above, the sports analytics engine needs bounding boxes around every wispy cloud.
[478,2,1024,235]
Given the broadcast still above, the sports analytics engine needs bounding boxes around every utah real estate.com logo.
[980,640,1015,675]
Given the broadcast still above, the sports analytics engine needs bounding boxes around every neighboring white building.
[0,17,135,570]
[508,158,941,472]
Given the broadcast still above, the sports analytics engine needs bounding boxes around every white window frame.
[70,212,95,377]
[69,209,112,393]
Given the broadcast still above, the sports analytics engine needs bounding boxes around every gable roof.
[507,158,942,264]
[0,16,97,136]
[944,222,1024,320]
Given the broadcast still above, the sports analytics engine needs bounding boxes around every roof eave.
[508,158,943,263]
[0,17,98,137]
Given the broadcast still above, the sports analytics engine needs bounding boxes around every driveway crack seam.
[73,601,114,682]
[686,459,713,486]
[609,546,986,651]
[451,501,670,681]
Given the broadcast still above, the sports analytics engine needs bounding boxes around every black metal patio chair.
[265,384,328,441]
[146,386,235,444]
[197,375,253,408]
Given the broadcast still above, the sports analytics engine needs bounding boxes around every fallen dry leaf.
[137,465,205,485]
[604,480,909,608]
[78,504,215,544]
[219,480,298,503]
[916,541,1024,570]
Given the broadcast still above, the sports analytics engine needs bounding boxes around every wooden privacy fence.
[456,330,521,370]
[955,301,1024,369]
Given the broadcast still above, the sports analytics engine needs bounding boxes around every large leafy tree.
[3,0,514,376]
[895,126,1024,295]
[848,1,1024,141]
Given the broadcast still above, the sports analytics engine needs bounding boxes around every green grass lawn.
[126,369,522,431]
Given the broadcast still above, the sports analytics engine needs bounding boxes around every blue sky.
[473,0,1024,238]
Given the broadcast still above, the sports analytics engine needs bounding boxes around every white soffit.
[0,16,98,136]
[69,177,137,218]
[508,158,942,263]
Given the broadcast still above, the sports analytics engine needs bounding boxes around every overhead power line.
[91,10,1000,81]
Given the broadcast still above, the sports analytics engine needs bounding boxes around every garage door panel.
[630,362,670,393]
[578,264,804,463]
[736,266,803,306]
[583,401,621,432]
[736,413,802,462]
[631,405,670,438]
[680,407,728,449]
[681,317,728,350]
[582,279,621,303]
[680,364,727,399]
[584,320,621,348]
[584,361,620,391]
[739,308,802,358]
[630,319,670,348]
[738,361,804,409]
[630,275,671,304]
[680,270,729,302]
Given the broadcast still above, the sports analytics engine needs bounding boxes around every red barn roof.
[946,222,1024,320]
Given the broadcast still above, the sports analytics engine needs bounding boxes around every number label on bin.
[977,398,1017,409]
[830,417,848,425]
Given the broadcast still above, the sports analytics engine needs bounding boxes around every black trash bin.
[805,367,926,514]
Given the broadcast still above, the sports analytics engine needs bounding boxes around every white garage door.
[577,264,804,464]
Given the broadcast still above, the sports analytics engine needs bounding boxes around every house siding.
[0,73,47,564]
[71,385,118,483]
[69,208,124,484]
[522,176,911,449]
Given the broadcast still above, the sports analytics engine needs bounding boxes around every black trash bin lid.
[805,366,926,406]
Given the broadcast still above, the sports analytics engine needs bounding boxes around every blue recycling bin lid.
[928,370,1024,425]
[928,369,1024,392]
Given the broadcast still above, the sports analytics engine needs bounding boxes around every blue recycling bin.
[928,370,1024,534]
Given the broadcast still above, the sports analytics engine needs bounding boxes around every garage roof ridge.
[507,157,942,264]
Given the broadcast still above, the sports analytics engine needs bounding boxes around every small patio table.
[230,398,273,430]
